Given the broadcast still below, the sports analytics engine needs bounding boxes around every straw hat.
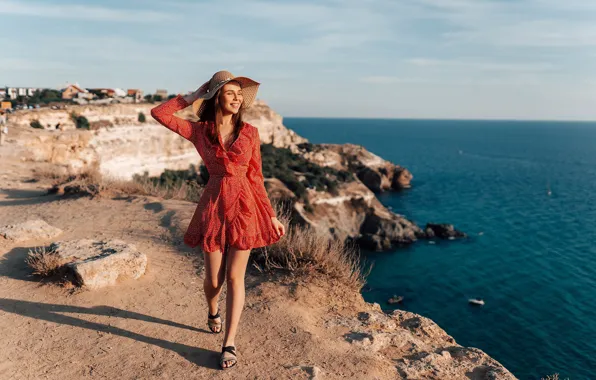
[191,70,260,118]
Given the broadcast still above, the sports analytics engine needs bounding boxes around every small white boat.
[387,295,404,304]
[468,298,485,306]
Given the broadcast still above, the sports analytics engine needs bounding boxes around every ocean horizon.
[284,116,596,123]
[284,117,596,380]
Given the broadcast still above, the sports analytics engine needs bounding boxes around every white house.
[6,87,40,99]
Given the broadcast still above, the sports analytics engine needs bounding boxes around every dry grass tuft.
[133,176,204,203]
[32,166,70,183]
[25,246,67,277]
[39,165,203,202]
[253,204,370,291]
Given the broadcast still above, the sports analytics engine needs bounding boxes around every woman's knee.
[204,275,224,291]
[225,269,245,286]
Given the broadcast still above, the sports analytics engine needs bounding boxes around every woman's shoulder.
[242,122,259,136]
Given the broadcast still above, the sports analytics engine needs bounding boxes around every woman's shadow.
[0,298,220,369]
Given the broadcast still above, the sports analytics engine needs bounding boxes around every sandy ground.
[0,142,396,379]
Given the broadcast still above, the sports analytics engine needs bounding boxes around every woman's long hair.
[199,82,245,146]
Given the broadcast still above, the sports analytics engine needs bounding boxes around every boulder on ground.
[0,219,63,242]
[50,239,147,290]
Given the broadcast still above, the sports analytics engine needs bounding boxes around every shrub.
[138,112,146,123]
[132,164,205,203]
[30,120,44,129]
[252,212,369,290]
[260,143,354,203]
[25,246,66,277]
[70,113,89,129]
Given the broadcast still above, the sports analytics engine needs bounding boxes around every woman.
[151,70,285,370]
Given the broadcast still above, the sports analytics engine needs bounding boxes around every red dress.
[151,95,280,253]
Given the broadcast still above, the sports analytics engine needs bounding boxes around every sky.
[1,0,596,120]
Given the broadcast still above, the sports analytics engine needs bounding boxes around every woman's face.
[218,82,243,115]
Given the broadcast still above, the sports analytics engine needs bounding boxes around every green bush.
[260,143,354,205]
[70,113,89,129]
[30,120,44,129]
[133,164,205,188]
[138,112,146,123]
[28,89,63,105]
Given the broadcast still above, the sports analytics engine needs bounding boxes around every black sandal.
[207,309,222,334]
[220,345,237,369]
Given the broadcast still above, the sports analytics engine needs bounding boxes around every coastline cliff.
[0,101,515,379]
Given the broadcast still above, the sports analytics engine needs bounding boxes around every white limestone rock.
[50,239,147,290]
[0,219,63,242]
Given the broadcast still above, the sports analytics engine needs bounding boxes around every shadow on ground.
[0,246,40,282]
[0,188,63,206]
[0,298,219,370]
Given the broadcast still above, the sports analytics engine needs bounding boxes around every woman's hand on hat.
[195,82,210,97]
[183,83,209,104]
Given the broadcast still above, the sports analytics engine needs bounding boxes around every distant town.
[0,83,175,112]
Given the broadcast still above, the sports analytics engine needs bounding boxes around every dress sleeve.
[247,126,276,218]
[150,95,198,142]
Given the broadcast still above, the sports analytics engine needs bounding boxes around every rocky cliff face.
[7,99,460,250]
[298,142,412,191]
[8,103,198,179]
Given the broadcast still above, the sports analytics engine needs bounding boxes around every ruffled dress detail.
[150,95,280,253]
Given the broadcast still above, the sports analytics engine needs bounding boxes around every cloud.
[0,0,172,22]
[2,0,596,119]
[359,76,429,84]
[412,0,596,48]
[406,58,556,72]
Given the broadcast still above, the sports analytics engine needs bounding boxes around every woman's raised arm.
[150,86,206,142]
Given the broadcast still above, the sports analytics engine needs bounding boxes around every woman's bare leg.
[222,246,251,367]
[203,248,226,330]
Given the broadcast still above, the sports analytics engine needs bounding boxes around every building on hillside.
[62,83,88,100]
[6,87,40,99]
[127,89,144,103]
[0,88,6,99]
[113,88,127,97]
[87,88,115,98]
[155,89,168,99]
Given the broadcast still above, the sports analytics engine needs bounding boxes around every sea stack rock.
[424,223,467,239]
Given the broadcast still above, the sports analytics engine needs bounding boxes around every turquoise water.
[284,118,596,380]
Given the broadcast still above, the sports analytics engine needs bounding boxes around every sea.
[284,117,596,380]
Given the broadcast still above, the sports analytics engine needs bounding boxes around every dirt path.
[0,144,395,379]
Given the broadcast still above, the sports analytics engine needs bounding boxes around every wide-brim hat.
[191,70,260,118]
